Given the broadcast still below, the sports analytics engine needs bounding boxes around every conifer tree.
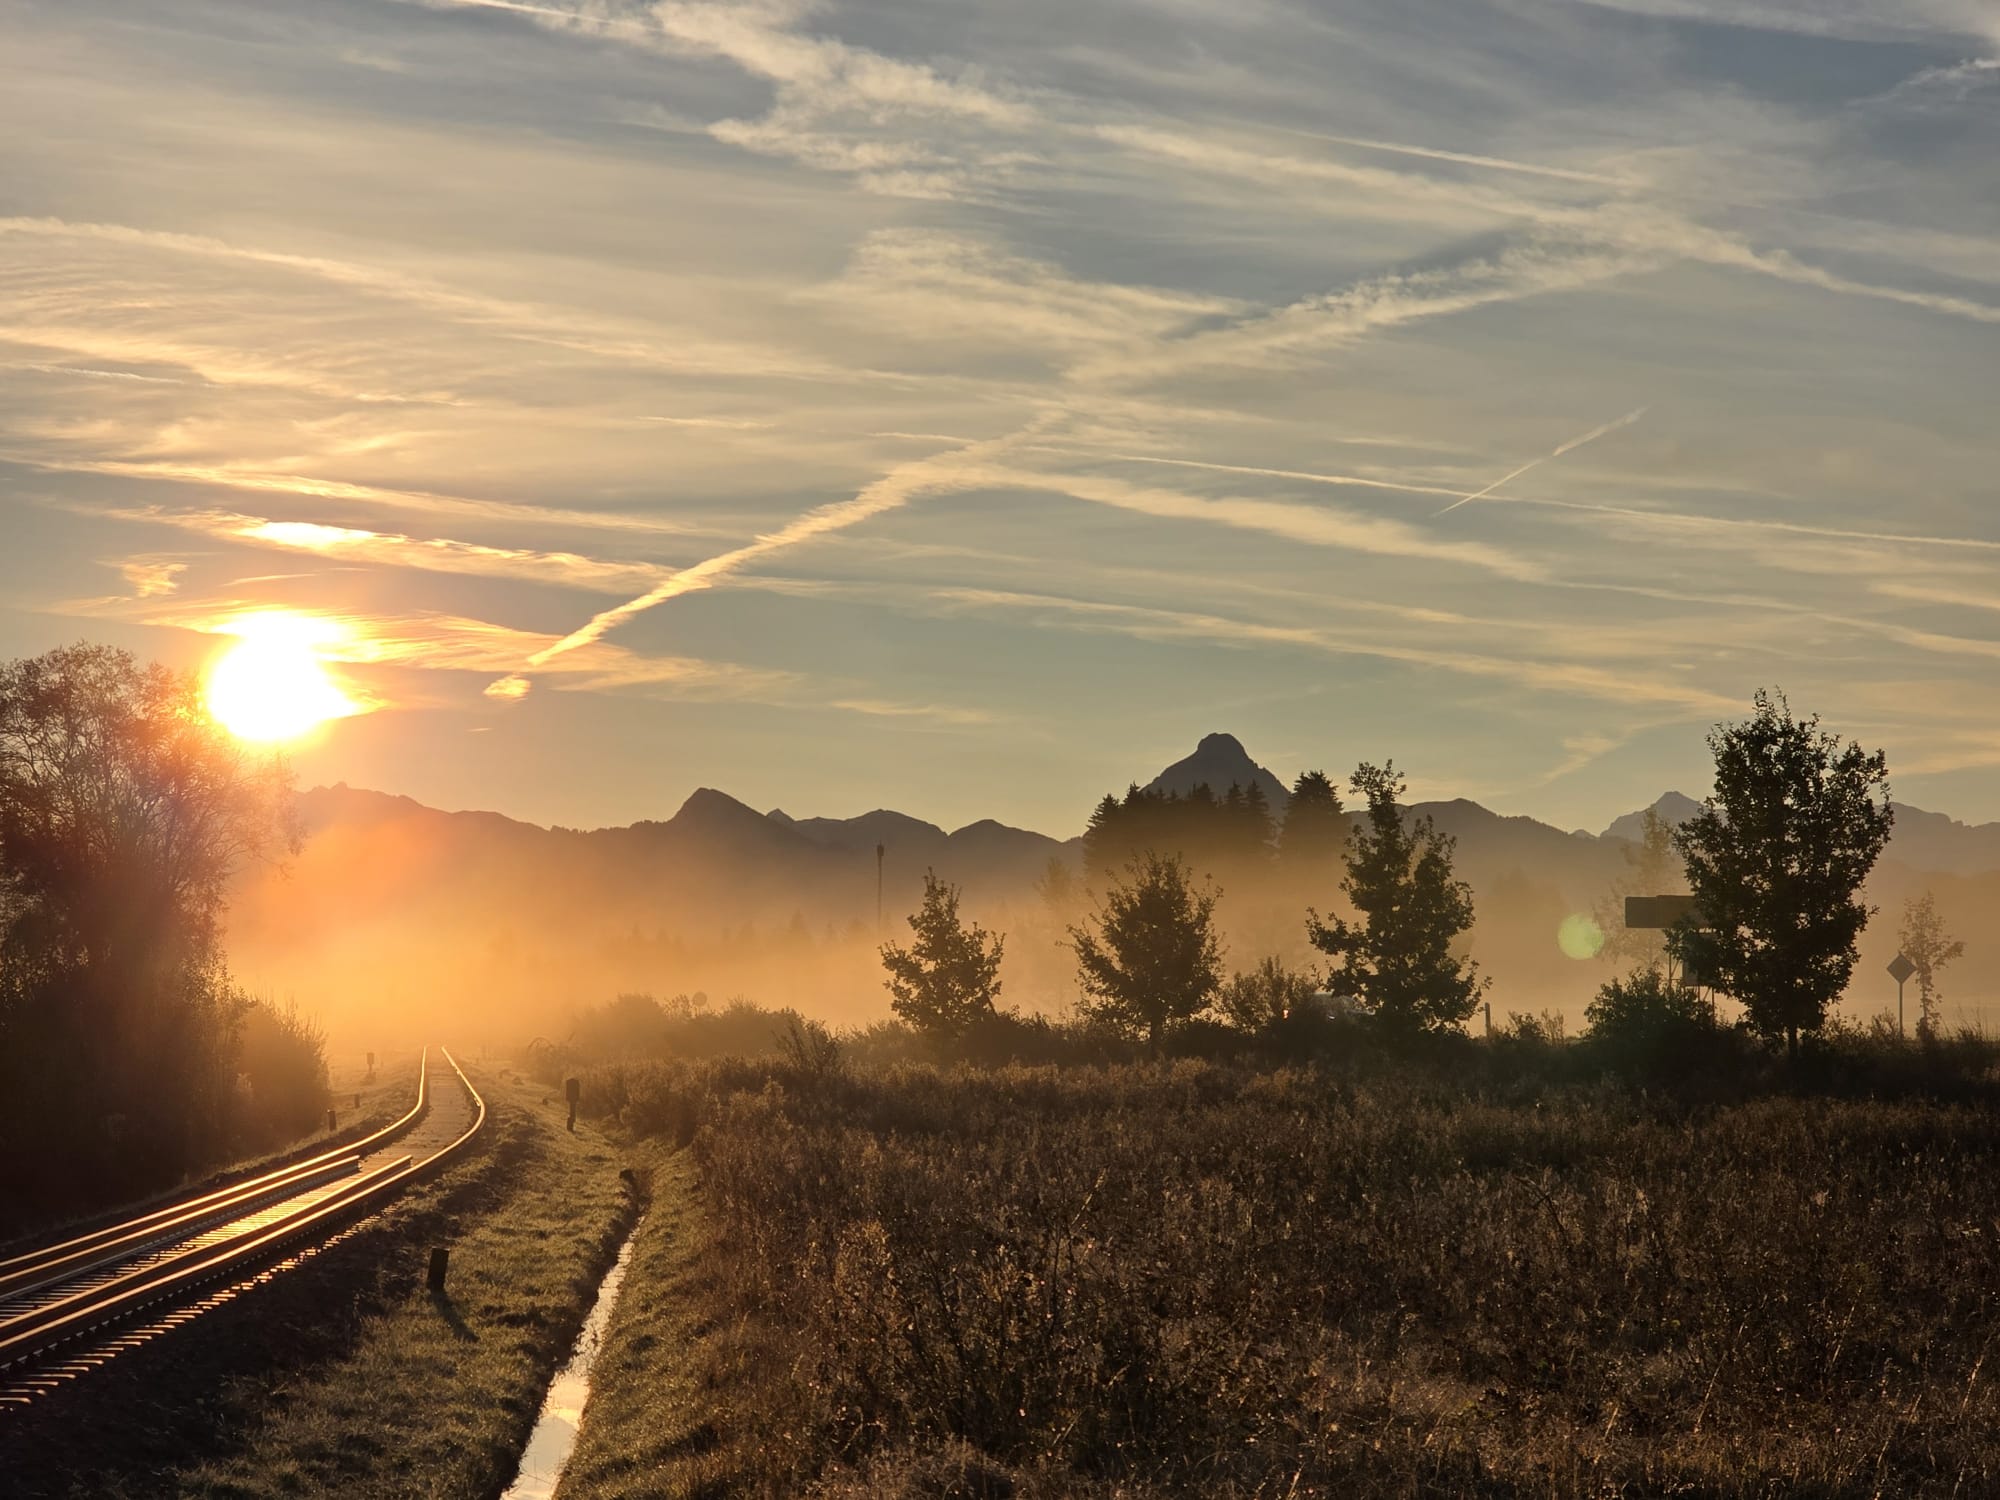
[1307,761,1484,1034]
[1280,770,1346,873]
[880,871,1005,1037]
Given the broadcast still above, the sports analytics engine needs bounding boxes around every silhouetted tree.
[1308,761,1485,1035]
[0,644,302,1226]
[1279,770,1346,875]
[1068,852,1223,1049]
[1898,890,1964,1040]
[1082,780,1274,881]
[1227,781,1276,863]
[1673,690,1892,1059]
[1088,792,1136,888]
[0,644,297,976]
[881,870,1005,1038]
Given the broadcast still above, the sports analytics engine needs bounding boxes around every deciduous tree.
[1673,689,1893,1058]
[1898,890,1965,1040]
[0,643,303,1226]
[1594,807,1682,973]
[1068,852,1223,1049]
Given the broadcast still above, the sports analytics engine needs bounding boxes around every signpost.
[1624,895,1698,930]
[1624,895,1707,1002]
[1888,952,1917,1038]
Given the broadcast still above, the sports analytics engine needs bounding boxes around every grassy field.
[2,1067,638,1498]
[568,1056,2000,1498]
[553,1146,776,1500]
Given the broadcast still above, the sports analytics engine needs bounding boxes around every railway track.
[0,1046,485,1410]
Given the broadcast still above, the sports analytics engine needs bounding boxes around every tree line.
[0,645,329,1233]
[885,689,1945,1064]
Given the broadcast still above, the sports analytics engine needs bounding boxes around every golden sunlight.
[204,612,360,742]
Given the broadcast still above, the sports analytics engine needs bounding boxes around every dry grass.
[553,1146,778,1500]
[573,1058,2000,1498]
[3,1068,637,1498]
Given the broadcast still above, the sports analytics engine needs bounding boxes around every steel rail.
[0,1155,364,1305]
[0,1047,484,1380]
[0,1051,431,1287]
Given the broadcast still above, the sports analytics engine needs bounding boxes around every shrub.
[234,996,330,1144]
[1582,969,1728,1081]
[1214,956,1318,1033]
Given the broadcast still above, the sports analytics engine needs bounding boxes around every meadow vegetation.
[546,1042,2000,1498]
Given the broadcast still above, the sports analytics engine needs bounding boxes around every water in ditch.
[500,1218,642,1500]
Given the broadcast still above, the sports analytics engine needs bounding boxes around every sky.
[1,0,1996,839]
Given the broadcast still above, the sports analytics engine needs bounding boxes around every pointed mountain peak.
[670,787,766,826]
[1602,791,1702,843]
[1145,732,1290,809]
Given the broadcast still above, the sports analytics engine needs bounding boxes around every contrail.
[489,425,1040,697]
[1435,406,1648,516]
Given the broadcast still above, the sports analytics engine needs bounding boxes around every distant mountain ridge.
[1596,790,2000,877]
[237,734,2000,1038]
[767,805,1072,892]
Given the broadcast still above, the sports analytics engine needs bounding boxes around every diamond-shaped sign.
[1887,953,1917,985]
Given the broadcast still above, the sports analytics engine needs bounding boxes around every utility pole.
[875,842,885,932]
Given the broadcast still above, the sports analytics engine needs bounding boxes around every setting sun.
[204,613,359,742]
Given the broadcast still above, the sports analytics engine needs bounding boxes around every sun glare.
[204,613,359,743]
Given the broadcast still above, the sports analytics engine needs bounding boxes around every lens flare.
[1557,913,1606,961]
[204,612,359,742]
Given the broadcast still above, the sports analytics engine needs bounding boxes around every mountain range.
[224,732,2000,1040]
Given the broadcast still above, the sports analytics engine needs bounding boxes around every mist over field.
[221,732,2000,1050]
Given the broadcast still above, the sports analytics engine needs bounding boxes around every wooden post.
[428,1246,449,1292]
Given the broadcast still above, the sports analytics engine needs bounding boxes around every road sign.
[1625,894,1698,930]
[1887,953,1917,985]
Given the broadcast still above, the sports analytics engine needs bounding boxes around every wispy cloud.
[932,586,1736,713]
[75,502,675,593]
[954,462,1545,581]
[1071,237,1663,387]
[15,456,731,539]
[116,558,187,599]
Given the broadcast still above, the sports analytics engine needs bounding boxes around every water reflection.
[501,1220,642,1500]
